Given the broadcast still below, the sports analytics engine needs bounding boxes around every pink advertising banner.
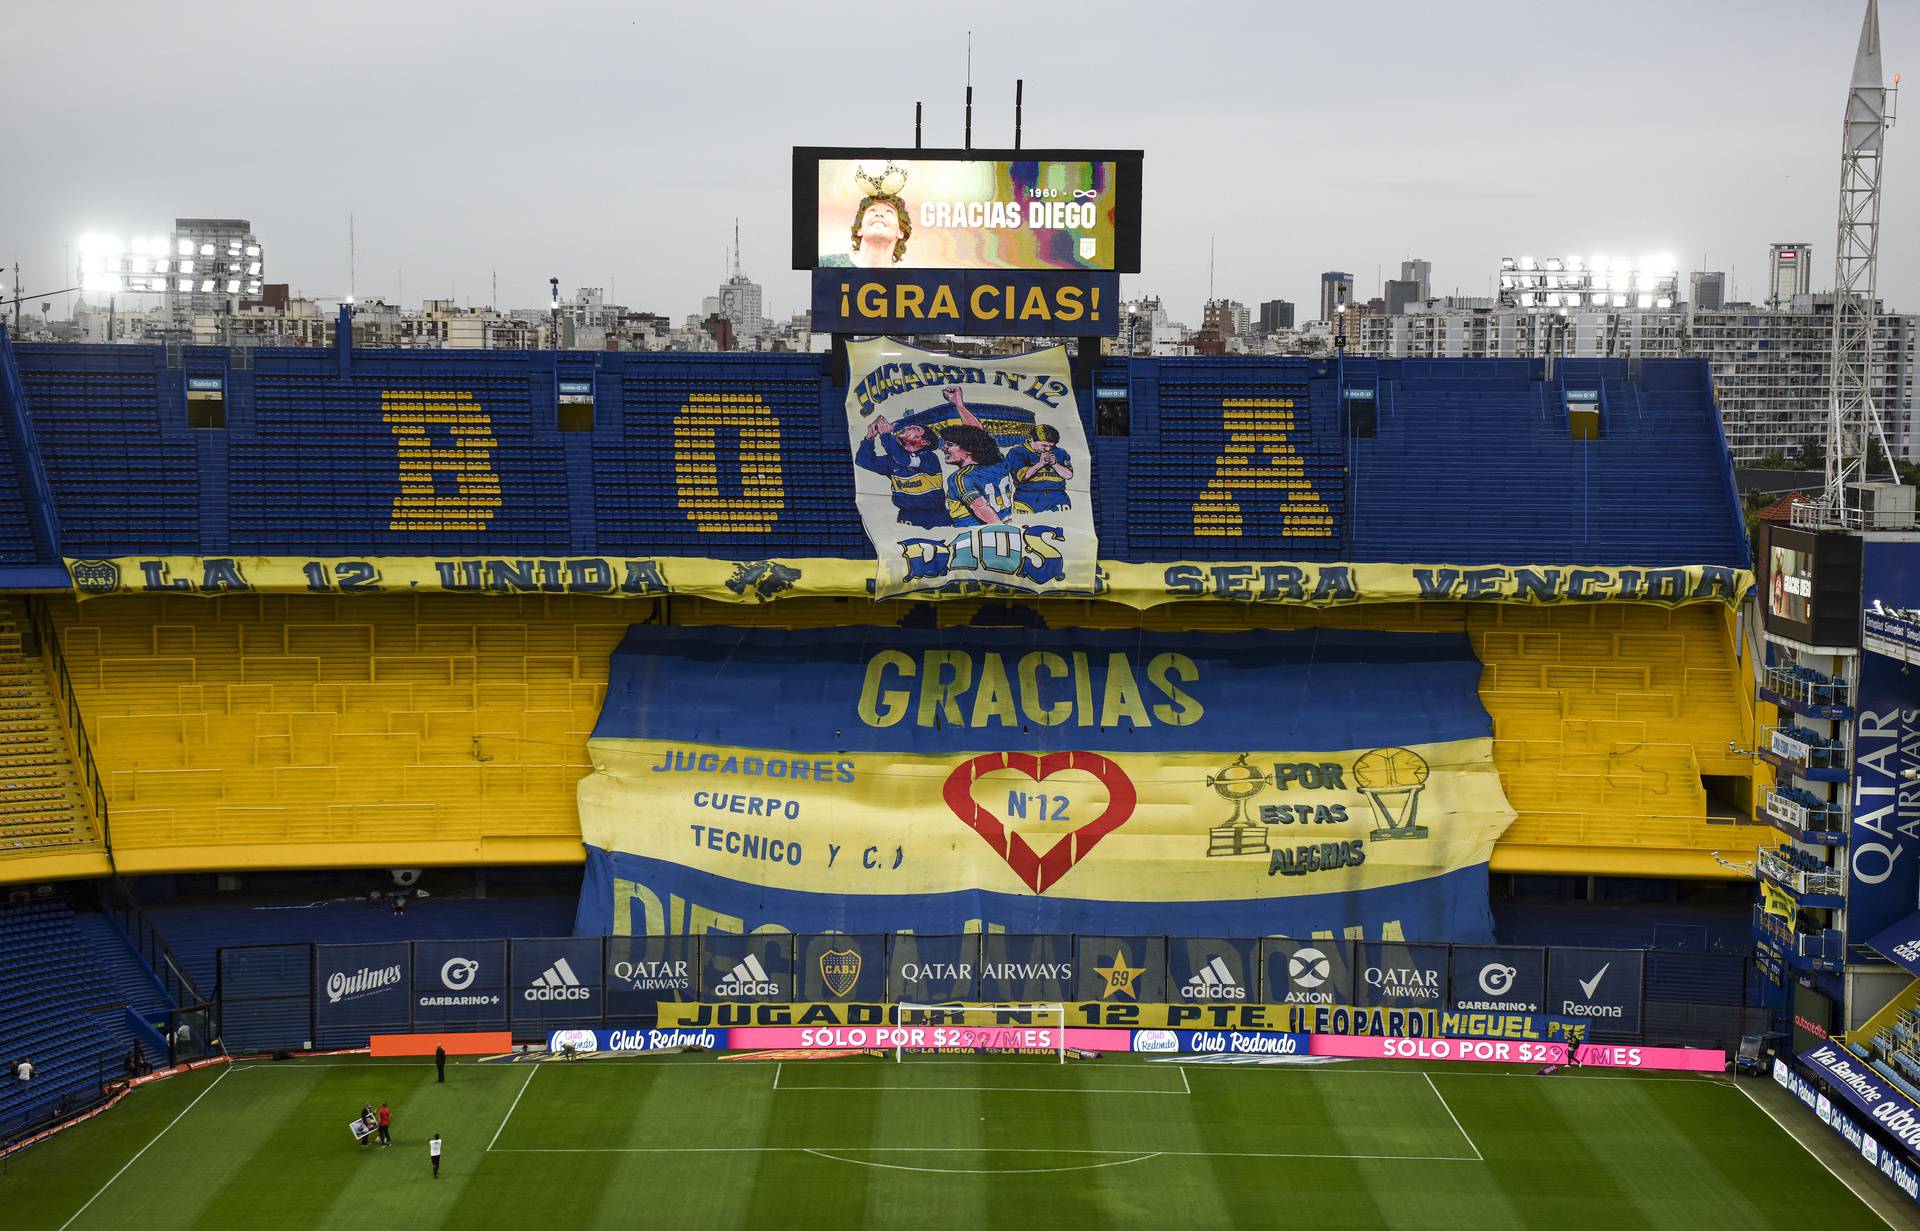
[727,1025,1133,1051]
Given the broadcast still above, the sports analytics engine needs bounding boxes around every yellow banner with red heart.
[576,736,1515,938]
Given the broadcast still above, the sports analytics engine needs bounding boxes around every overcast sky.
[2,0,1914,322]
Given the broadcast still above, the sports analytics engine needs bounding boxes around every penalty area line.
[486,1062,539,1153]
[59,1064,233,1231]
[488,1145,1481,1162]
[1423,1072,1484,1162]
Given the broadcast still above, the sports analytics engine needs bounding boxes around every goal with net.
[888,1002,1068,1062]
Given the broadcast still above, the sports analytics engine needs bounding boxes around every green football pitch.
[0,1052,1900,1230]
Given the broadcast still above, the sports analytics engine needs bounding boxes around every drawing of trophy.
[1353,747,1431,841]
[1205,753,1273,857]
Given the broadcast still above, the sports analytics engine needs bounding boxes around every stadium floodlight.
[177,238,194,256]
[1519,256,1537,270]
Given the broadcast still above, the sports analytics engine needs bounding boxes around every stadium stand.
[0,340,1759,884]
[5,346,1749,568]
[0,598,93,856]
[0,896,130,1136]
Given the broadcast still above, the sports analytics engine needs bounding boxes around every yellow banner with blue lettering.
[64,556,1752,608]
[572,626,1518,941]
[842,339,1099,599]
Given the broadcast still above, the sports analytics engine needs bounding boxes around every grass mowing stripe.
[56,1064,232,1231]
[1732,1080,1897,1231]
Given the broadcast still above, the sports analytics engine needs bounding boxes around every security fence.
[216,934,1759,1054]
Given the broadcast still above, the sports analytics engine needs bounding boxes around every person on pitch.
[377,1100,392,1146]
[359,1104,376,1147]
[428,1132,444,1179]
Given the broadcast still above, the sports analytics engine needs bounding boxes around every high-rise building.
[1257,299,1295,335]
[1400,259,1432,300]
[166,218,263,321]
[1688,271,1727,311]
[1200,299,1250,346]
[1769,243,1813,307]
[1384,279,1424,316]
[1320,272,1354,324]
[714,220,768,344]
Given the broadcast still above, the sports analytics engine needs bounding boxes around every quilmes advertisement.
[844,340,1097,599]
[573,625,1517,942]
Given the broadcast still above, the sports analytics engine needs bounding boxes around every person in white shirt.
[428,1132,443,1179]
[14,1058,32,1083]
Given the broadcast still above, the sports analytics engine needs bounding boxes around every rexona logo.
[525,957,593,1002]
[1561,962,1623,1018]
[326,964,404,1004]
[715,954,782,997]
[1180,956,1246,1001]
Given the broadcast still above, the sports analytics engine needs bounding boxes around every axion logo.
[1289,948,1330,989]
[1478,963,1517,997]
[440,957,479,991]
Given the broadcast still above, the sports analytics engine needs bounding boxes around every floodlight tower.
[1815,0,1901,524]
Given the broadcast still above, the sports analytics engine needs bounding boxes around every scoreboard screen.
[793,147,1142,273]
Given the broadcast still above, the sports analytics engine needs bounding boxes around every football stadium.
[5,5,1920,1228]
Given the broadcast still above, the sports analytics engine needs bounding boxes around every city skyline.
[1,0,1914,323]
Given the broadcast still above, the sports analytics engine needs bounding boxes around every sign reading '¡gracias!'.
[843,340,1099,599]
[572,625,1517,942]
[810,270,1120,337]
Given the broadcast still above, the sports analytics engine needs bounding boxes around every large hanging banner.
[65,555,1751,609]
[842,339,1098,599]
[574,626,1516,941]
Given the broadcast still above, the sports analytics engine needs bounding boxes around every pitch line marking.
[486,1062,539,1153]
[804,1148,1162,1175]
[776,1084,1188,1095]
[59,1064,233,1231]
[488,1145,1481,1162]
[1732,1080,1897,1231]
[1423,1072,1484,1162]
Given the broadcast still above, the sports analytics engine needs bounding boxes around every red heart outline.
[941,751,1138,895]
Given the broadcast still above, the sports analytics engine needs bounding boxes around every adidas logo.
[1180,956,1246,1001]
[715,953,781,997]
[524,957,592,1002]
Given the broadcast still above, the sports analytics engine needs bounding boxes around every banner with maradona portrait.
[844,339,1098,599]
[574,625,1517,943]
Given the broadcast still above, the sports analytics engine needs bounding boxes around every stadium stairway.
[0,895,127,1137]
[68,908,175,1069]
[0,598,94,860]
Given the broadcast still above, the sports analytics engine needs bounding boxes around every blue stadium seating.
[0,332,1751,571]
[0,897,124,1136]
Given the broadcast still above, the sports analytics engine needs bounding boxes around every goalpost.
[888,1002,1068,1063]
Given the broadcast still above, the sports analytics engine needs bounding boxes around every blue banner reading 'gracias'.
[573,627,1515,942]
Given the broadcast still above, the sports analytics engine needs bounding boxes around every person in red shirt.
[377,1102,392,1147]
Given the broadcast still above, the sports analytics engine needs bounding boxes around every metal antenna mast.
[1815,0,1901,524]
